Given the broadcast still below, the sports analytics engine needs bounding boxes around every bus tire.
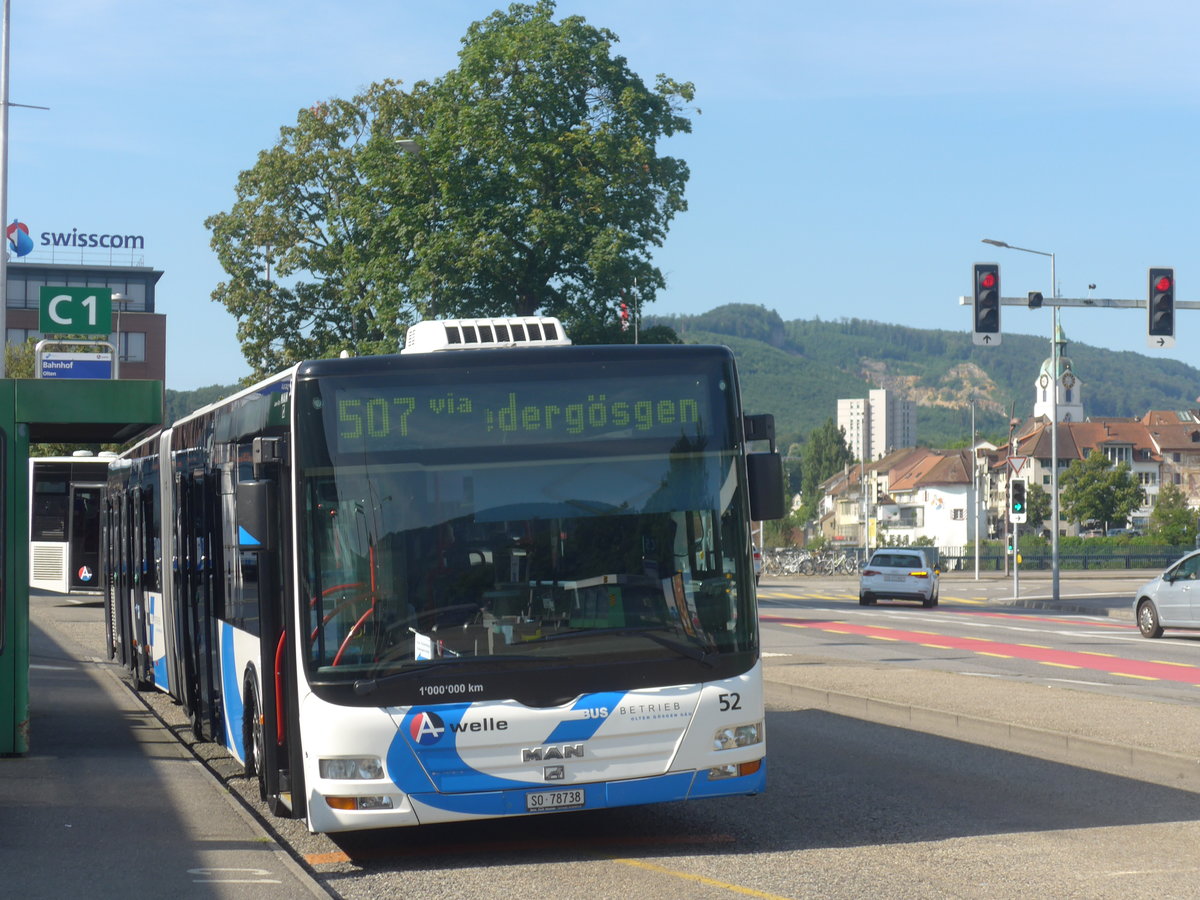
[243,680,268,801]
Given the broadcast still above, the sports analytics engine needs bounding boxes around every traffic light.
[1148,267,1175,344]
[1009,478,1027,524]
[972,263,1001,345]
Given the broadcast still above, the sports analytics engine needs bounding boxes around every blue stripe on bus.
[220,622,246,762]
[388,706,522,794]
[541,692,626,743]
[148,592,169,691]
[404,763,767,818]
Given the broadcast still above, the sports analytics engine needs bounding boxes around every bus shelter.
[0,377,162,754]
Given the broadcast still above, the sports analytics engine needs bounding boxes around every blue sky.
[7,1,1200,390]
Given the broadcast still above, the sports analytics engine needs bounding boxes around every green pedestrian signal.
[1009,478,1027,524]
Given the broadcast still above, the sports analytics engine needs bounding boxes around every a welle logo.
[409,711,509,745]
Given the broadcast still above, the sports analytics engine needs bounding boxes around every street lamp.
[981,238,1060,603]
[111,291,133,379]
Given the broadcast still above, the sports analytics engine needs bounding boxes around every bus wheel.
[243,681,268,801]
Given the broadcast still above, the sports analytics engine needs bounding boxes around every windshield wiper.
[526,626,716,667]
[352,654,561,696]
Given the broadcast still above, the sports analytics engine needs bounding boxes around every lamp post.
[111,291,133,379]
[981,238,1060,603]
[0,0,11,378]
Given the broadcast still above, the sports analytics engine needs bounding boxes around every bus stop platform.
[0,591,329,899]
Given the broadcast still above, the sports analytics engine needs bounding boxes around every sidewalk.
[0,597,329,900]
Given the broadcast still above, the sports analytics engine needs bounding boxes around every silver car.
[1134,550,1200,638]
[859,549,939,608]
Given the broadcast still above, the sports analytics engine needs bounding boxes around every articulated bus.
[30,453,113,594]
[104,317,784,833]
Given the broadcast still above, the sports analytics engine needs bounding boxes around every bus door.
[67,483,102,591]
[238,436,302,818]
[115,489,135,668]
[102,491,124,663]
[128,486,152,688]
[176,464,222,741]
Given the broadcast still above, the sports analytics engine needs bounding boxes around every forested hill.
[647,304,1200,450]
[164,304,1200,452]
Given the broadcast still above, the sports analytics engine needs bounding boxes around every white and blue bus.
[104,317,784,833]
[30,453,113,595]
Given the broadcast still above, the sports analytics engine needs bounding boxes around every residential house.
[1142,410,1200,508]
[875,447,980,547]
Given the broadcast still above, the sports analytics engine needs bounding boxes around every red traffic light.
[980,271,997,289]
[1154,275,1172,292]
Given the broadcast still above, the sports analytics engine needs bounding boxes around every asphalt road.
[758,571,1200,706]
[28,574,1200,899]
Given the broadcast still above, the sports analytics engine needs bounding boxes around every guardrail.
[763,545,1194,576]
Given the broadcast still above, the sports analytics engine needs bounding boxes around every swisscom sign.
[6,218,145,257]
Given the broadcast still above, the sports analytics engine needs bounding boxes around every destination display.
[310,372,721,454]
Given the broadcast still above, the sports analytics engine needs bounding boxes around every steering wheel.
[332,606,376,666]
[309,582,373,652]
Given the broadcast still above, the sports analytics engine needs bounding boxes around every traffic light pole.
[958,295,1200,312]
[1012,522,1019,599]
[962,290,1192,602]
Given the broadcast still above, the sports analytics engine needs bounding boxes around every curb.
[766,677,1200,793]
[1003,596,1132,619]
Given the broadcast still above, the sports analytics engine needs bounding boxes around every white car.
[859,549,939,608]
[1134,550,1200,638]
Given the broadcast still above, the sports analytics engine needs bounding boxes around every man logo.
[7,220,32,257]
[410,710,446,745]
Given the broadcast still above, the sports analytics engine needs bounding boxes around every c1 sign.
[39,286,113,336]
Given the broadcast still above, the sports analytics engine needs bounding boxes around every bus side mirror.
[747,452,785,521]
[236,480,276,552]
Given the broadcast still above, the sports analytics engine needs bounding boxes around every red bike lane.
[761,612,1200,685]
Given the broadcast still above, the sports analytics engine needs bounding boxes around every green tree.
[1025,481,1052,532]
[1059,450,1144,531]
[1148,481,1196,545]
[207,1,695,378]
[799,418,852,522]
[4,338,35,378]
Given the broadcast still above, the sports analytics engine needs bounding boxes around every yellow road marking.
[1040,662,1081,669]
[1151,659,1198,668]
[1114,673,1159,681]
[613,857,794,899]
[977,651,1012,658]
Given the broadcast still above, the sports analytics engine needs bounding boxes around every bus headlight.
[319,756,384,780]
[712,722,763,751]
[325,795,395,811]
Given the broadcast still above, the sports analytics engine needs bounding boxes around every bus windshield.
[294,356,757,687]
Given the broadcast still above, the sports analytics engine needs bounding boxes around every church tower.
[1033,322,1083,422]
